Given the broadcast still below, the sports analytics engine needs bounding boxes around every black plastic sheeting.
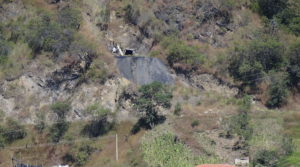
[116,56,174,85]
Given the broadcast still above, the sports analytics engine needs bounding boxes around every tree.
[49,101,71,142]
[50,101,71,118]
[133,82,172,131]
[253,150,279,167]
[257,0,287,18]
[288,40,300,87]
[228,38,284,87]
[266,73,289,108]
[49,121,69,142]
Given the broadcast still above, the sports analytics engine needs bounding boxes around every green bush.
[191,120,199,128]
[253,150,279,167]
[266,73,289,108]
[288,39,300,86]
[63,144,95,167]
[275,1,300,35]
[228,96,253,140]
[50,101,71,119]
[49,101,71,142]
[49,121,69,142]
[1,119,27,144]
[174,103,182,116]
[256,0,287,18]
[229,38,284,87]
[27,14,74,55]
[58,7,82,30]
[162,37,204,67]
[0,40,11,64]
[82,104,114,137]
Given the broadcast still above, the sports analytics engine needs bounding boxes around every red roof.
[196,165,236,167]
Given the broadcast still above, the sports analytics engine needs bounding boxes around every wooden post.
[116,133,118,162]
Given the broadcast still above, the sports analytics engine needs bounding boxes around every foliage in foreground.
[63,143,96,167]
[142,132,219,167]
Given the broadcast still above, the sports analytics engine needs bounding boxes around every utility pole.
[116,133,118,162]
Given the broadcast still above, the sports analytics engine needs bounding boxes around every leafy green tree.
[288,39,300,87]
[276,0,300,35]
[249,39,284,71]
[253,150,279,167]
[50,101,71,118]
[49,121,69,142]
[133,82,172,132]
[257,0,287,18]
[229,38,284,87]
[49,101,71,142]
[266,73,289,108]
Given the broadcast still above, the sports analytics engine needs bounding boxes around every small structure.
[235,157,249,167]
[124,48,135,55]
[52,165,69,167]
[196,165,236,167]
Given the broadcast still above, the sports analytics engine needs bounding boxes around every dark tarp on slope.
[116,56,174,85]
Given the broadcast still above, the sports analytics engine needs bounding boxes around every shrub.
[266,73,289,108]
[253,150,279,167]
[58,7,82,30]
[162,37,204,67]
[86,59,108,84]
[191,120,199,128]
[82,104,114,137]
[2,118,27,143]
[34,112,46,134]
[49,121,69,142]
[229,38,284,87]
[288,39,300,86]
[257,0,287,18]
[124,4,140,25]
[63,144,95,167]
[174,103,182,116]
[0,31,12,64]
[27,14,74,55]
[228,96,252,140]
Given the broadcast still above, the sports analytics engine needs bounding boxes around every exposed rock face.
[116,56,175,85]
[189,74,239,97]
